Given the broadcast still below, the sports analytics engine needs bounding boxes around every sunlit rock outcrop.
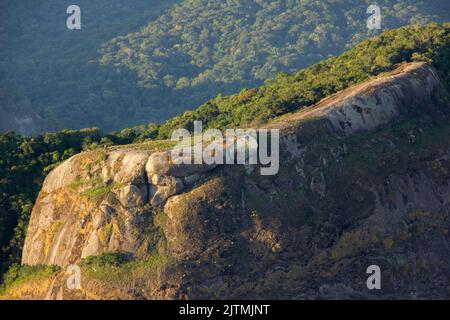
[17,62,450,300]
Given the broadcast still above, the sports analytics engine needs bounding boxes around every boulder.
[116,184,148,208]
[149,175,184,208]
[146,151,217,178]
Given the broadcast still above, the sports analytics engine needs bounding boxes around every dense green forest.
[102,0,448,87]
[1,0,450,132]
[156,23,450,137]
[1,23,449,279]
[0,0,179,132]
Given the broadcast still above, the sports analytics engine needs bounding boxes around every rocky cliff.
[7,62,450,299]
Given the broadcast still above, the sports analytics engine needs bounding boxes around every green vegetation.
[0,264,60,294]
[0,128,113,276]
[81,183,114,201]
[81,252,132,270]
[81,252,169,282]
[156,23,450,137]
[1,23,449,284]
[327,102,450,177]
[1,1,449,132]
[0,0,179,132]
[100,0,450,130]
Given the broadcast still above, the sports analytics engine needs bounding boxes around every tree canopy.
[1,0,449,132]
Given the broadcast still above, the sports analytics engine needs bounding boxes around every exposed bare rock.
[183,174,201,185]
[146,150,217,178]
[103,149,149,185]
[81,205,109,259]
[41,154,84,193]
[15,62,450,300]
[269,62,442,136]
[149,175,184,208]
[322,63,441,135]
[117,184,148,208]
[22,149,154,266]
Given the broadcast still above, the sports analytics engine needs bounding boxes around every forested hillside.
[0,0,179,132]
[156,23,450,137]
[1,0,450,133]
[102,0,449,88]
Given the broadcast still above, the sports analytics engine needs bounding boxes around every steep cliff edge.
[8,62,450,299]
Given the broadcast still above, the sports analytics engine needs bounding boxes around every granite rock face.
[22,149,152,266]
[271,62,442,134]
[146,150,218,177]
[22,146,219,266]
[18,63,450,299]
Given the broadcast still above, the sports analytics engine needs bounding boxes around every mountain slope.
[101,0,450,128]
[103,0,450,87]
[0,0,179,133]
[1,1,450,133]
[3,60,449,299]
[0,24,450,298]
[156,22,450,137]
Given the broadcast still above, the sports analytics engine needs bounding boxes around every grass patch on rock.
[0,264,60,297]
[80,252,169,283]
